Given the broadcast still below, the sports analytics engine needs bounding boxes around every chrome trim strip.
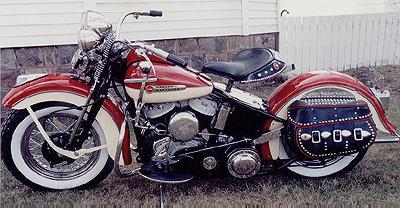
[124,77,158,84]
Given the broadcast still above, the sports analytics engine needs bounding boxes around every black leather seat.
[201,48,274,81]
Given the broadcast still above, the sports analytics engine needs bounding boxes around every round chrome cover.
[78,29,101,52]
[81,11,112,36]
[227,149,261,178]
[203,156,217,170]
[168,112,199,142]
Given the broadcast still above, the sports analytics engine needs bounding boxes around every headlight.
[81,11,112,36]
[78,29,101,52]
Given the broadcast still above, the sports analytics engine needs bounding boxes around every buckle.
[333,130,342,142]
[311,131,321,143]
[354,128,363,141]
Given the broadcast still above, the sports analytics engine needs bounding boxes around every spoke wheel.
[21,113,100,180]
[1,103,113,190]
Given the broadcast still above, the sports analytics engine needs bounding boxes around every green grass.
[1,66,399,207]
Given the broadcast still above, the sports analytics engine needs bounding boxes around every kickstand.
[159,183,165,208]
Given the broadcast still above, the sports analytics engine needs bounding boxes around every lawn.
[1,66,399,207]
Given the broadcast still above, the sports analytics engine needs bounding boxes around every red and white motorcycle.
[1,10,398,190]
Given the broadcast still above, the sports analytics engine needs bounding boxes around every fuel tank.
[124,51,213,104]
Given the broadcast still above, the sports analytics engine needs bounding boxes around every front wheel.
[1,103,113,190]
[286,149,367,178]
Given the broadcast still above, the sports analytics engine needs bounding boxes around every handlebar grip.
[167,54,188,68]
[149,10,162,17]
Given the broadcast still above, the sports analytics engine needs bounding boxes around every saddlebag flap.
[286,100,376,159]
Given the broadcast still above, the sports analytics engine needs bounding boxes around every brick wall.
[0,33,278,118]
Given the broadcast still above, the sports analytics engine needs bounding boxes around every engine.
[141,96,218,160]
[140,96,264,179]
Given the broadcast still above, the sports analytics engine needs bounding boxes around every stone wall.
[0,33,278,117]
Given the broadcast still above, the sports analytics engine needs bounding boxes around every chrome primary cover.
[168,112,199,141]
[227,149,261,178]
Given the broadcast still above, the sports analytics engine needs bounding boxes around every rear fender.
[2,73,130,164]
[262,71,397,160]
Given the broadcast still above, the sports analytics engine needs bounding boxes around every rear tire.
[1,103,113,190]
[286,149,367,178]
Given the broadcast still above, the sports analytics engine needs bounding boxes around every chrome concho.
[168,112,199,142]
[203,156,217,170]
[227,149,261,178]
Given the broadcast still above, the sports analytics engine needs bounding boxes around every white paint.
[10,107,109,189]
[279,0,399,17]
[279,12,400,73]
[213,82,264,109]
[11,91,123,163]
[1,0,278,48]
[125,86,213,104]
[287,153,360,177]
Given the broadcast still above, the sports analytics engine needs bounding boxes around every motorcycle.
[1,10,399,190]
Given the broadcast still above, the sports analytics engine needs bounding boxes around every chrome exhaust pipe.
[374,133,400,143]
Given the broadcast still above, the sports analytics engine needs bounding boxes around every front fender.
[2,73,131,164]
[262,71,397,160]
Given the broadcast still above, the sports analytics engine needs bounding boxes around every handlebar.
[149,10,163,17]
[166,54,188,68]
[129,42,188,68]
[116,10,188,68]
[116,10,163,40]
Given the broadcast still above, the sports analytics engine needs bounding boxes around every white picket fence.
[279,12,400,73]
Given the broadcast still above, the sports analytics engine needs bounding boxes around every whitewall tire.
[1,102,114,190]
[286,150,367,178]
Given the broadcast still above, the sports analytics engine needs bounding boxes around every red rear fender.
[266,71,396,133]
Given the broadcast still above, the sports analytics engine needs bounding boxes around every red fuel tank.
[124,51,213,103]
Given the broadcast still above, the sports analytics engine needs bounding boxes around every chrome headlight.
[78,29,101,52]
[81,11,112,36]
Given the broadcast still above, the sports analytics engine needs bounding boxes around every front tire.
[1,103,113,190]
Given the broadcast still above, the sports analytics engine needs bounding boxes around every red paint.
[125,50,211,90]
[2,73,132,165]
[260,71,396,160]
[260,142,273,160]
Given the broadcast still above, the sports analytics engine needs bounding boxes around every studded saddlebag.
[286,100,376,159]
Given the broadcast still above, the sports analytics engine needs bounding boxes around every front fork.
[66,74,112,150]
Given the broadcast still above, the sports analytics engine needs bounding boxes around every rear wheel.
[286,150,367,178]
[1,103,113,190]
